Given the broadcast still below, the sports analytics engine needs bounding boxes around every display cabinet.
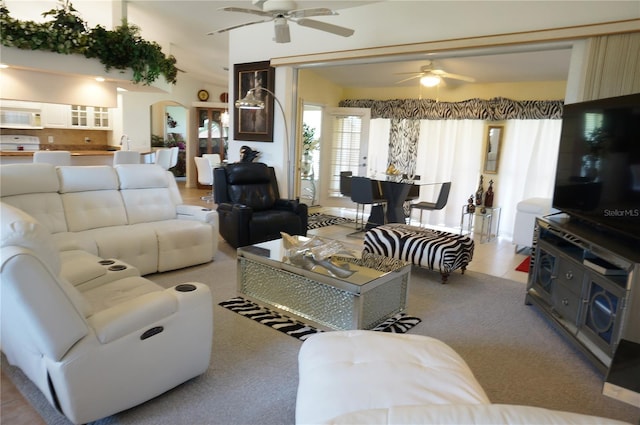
[197,108,227,160]
[526,216,640,372]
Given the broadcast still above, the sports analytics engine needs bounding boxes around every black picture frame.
[233,61,275,142]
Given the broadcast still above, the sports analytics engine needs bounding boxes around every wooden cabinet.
[526,217,640,372]
[196,108,227,160]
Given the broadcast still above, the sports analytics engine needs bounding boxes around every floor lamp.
[235,87,293,199]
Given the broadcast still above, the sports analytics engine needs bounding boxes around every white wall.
[228,1,640,191]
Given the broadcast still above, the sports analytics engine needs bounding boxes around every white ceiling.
[305,48,573,87]
[128,0,572,88]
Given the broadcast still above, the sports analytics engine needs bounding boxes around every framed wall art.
[233,60,275,142]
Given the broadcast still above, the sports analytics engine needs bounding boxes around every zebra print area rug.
[307,212,354,230]
[219,297,421,341]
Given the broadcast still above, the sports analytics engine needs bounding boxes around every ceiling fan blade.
[288,8,336,19]
[395,75,422,84]
[296,18,354,37]
[432,70,476,83]
[219,6,273,17]
[207,19,272,35]
[393,71,425,76]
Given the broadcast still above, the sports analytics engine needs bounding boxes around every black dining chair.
[403,174,421,202]
[410,181,452,226]
[339,171,353,197]
[350,176,387,232]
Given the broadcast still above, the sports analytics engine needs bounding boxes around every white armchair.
[0,202,213,424]
[513,197,554,252]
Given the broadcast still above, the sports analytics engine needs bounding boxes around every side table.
[460,205,502,243]
[485,206,501,239]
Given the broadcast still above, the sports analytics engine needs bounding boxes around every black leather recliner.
[213,162,308,248]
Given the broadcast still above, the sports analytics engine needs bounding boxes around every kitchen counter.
[0,150,118,166]
[0,150,116,156]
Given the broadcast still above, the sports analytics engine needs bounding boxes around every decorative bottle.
[475,175,484,206]
[484,179,494,207]
[467,195,476,213]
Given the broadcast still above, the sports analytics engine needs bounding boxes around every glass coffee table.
[236,236,411,331]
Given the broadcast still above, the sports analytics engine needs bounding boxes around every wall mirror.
[483,125,504,174]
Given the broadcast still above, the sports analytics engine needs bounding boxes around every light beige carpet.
[3,241,639,424]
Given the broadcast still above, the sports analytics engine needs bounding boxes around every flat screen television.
[552,93,640,243]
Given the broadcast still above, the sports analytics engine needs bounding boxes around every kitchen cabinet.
[42,104,69,128]
[70,105,111,129]
[24,103,112,129]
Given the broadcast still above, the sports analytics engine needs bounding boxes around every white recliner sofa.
[0,163,218,275]
[0,202,213,424]
[296,331,628,425]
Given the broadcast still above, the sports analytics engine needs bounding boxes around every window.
[328,115,362,197]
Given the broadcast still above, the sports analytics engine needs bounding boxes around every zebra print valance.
[338,97,564,120]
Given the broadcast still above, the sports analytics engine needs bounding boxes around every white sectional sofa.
[1,200,213,424]
[0,163,218,275]
[296,331,630,425]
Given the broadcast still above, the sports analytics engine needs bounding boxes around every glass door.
[318,107,370,209]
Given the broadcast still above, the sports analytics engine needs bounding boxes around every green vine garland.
[0,0,178,85]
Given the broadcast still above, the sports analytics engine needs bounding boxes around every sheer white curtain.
[369,118,562,240]
[498,119,563,239]
[413,120,485,229]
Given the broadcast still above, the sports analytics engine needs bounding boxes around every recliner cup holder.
[108,264,127,271]
[99,260,116,265]
[175,284,196,292]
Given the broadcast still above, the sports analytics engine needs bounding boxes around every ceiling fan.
[395,61,476,87]
[208,0,355,43]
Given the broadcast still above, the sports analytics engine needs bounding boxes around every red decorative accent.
[515,256,531,273]
[220,92,229,102]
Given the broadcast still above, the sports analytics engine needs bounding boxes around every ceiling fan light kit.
[420,75,441,87]
[273,17,291,43]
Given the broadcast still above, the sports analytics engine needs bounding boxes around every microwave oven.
[0,109,43,129]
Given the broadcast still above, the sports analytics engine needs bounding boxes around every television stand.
[526,216,640,373]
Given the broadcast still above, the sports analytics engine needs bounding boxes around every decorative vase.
[467,195,476,213]
[475,175,484,206]
[484,180,494,207]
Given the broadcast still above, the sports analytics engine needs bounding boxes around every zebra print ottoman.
[363,223,474,284]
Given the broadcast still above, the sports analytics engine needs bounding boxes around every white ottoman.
[295,330,490,425]
[513,197,553,252]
